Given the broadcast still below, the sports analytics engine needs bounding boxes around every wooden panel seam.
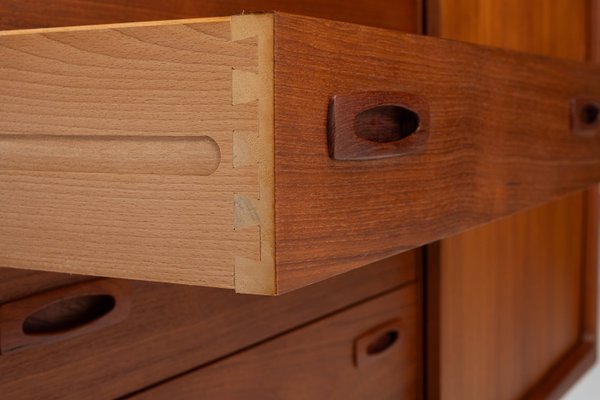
[231,14,275,294]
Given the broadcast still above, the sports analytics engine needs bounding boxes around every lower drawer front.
[0,252,416,400]
[130,285,420,400]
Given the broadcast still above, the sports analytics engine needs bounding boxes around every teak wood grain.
[272,12,600,292]
[0,279,131,354]
[0,252,418,399]
[428,192,592,400]
[129,286,420,400]
[1,13,600,293]
[426,1,599,398]
[0,0,421,33]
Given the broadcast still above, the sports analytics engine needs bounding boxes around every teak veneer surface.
[130,285,420,400]
[1,13,600,293]
[0,252,417,399]
[272,13,600,292]
[0,0,421,33]
[427,0,599,398]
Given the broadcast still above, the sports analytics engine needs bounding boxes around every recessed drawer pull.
[571,97,600,137]
[354,319,403,368]
[328,91,430,160]
[0,279,130,354]
[366,328,399,355]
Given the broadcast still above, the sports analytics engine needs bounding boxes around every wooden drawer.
[129,284,421,400]
[0,13,599,294]
[0,252,417,399]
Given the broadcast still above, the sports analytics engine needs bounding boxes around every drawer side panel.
[0,16,274,292]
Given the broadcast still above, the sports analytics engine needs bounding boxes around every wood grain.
[0,16,274,293]
[430,193,587,399]
[426,1,599,398]
[328,91,430,160]
[3,12,600,294]
[129,285,420,400]
[438,0,588,59]
[0,279,130,354]
[0,0,421,32]
[0,251,418,399]
[0,6,420,294]
[0,268,91,304]
[272,12,600,292]
[0,135,220,176]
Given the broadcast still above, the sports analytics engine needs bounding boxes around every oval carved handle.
[354,319,403,369]
[328,91,430,160]
[0,279,130,354]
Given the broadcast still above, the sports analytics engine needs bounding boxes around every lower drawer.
[129,285,421,400]
[0,252,417,399]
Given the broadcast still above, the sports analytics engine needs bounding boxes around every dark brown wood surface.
[129,285,420,400]
[0,0,420,32]
[328,91,430,160]
[0,268,91,304]
[272,12,600,292]
[0,279,131,354]
[0,252,417,399]
[426,1,599,398]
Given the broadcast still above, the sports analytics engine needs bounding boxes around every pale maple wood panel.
[0,252,417,399]
[0,135,220,176]
[272,12,600,292]
[428,0,598,398]
[0,16,274,293]
[130,285,420,400]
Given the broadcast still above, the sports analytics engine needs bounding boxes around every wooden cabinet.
[0,12,599,294]
[128,285,421,400]
[426,1,599,399]
[0,253,418,399]
[0,1,598,399]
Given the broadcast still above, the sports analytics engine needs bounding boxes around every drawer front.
[271,13,600,292]
[1,13,599,294]
[0,252,417,399]
[0,2,420,298]
[130,284,421,400]
[0,268,92,304]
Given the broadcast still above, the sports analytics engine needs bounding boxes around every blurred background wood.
[0,0,420,32]
[427,1,598,398]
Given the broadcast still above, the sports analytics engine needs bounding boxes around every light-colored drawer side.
[0,15,275,294]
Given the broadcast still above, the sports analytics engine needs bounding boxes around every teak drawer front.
[0,13,600,294]
[130,285,420,400]
[0,252,417,400]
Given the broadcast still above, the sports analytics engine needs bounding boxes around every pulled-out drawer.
[0,252,417,399]
[0,13,599,294]
[129,284,421,400]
